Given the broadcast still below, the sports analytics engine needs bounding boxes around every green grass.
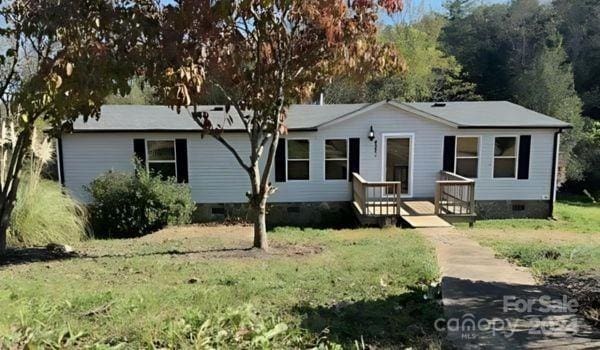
[485,242,600,277]
[466,196,600,234]
[466,197,600,277]
[0,227,441,349]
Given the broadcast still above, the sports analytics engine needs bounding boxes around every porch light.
[368,126,375,141]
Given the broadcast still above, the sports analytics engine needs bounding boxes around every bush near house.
[86,166,194,238]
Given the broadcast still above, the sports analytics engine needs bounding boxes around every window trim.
[454,136,480,179]
[145,139,178,179]
[492,135,519,179]
[286,138,310,181]
[323,138,349,181]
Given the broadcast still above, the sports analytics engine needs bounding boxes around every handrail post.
[396,182,402,216]
[434,182,441,215]
[469,182,475,214]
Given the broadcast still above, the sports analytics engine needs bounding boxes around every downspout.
[549,129,562,218]
[56,136,65,186]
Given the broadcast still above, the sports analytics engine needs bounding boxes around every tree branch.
[208,79,250,133]
[213,134,251,172]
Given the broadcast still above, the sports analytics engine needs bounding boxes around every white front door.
[382,134,414,197]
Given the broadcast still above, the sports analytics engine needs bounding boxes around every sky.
[383,0,510,23]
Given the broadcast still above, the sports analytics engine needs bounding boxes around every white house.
[57,100,571,226]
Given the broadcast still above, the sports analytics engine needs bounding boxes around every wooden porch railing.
[434,171,476,216]
[352,173,402,216]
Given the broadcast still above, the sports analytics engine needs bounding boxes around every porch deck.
[351,171,477,228]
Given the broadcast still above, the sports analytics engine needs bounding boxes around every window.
[287,139,309,180]
[494,137,518,178]
[147,140,176,179]
[455,137,479,178]
[325,139,348,180]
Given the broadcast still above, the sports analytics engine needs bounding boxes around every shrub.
[9,179,89,246]
[86,165,195,237]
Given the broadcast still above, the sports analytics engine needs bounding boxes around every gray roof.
[404,101,571,129]
[71,104,370,132]
[69,101,570,132]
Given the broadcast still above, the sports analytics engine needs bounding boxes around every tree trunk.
[249,160,269,251]
[0,211,9,254]
[252,200,268,251]
[0,130,31,255]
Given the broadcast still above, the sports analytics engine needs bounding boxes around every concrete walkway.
[419,228,600,349]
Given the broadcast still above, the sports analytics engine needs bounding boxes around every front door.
[384,135,412,196]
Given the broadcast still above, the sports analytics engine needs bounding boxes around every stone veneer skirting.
[193,201,355,228]
[192,200,552,226]
[475,200,551,219]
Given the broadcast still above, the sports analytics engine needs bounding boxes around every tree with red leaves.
[148,0,405,251]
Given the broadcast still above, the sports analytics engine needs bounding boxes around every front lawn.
[0,226,441,349]
[464,196,600,277]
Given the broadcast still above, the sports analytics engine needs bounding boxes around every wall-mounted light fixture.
[368,125,377,156]
[368,125,375,142]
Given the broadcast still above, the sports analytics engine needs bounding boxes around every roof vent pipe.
[319,93,324,106]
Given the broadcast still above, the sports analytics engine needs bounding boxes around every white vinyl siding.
[61,104,558,204]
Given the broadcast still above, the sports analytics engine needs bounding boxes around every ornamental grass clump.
[8,128,89,246]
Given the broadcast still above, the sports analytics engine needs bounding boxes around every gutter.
[549,128,564,218]
[67,127,319,133]
[457,125,573,130]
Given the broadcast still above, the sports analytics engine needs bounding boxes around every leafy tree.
[441,0,558,100]
[512,44,584,180]
[444,0,474,20]
[325,14,479,103]
[554,0,600,119]
[0,0,151,254]
[106,77,159,105]
[146,0,405,251]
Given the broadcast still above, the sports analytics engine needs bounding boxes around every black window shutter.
[443,136,456,172]
[518,135,531,180]
[133,138,146,165]
[275,138,286,182]
[175,139,189,183]
[348,138,360,181]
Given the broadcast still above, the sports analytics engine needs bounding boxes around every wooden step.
[402,215,452,228]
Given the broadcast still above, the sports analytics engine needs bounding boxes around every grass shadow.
[294,288,443,348]
[0,247,77,267]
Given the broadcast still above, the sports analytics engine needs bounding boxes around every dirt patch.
[167,242,324,261]
[466,228,600,245]
[545,272,600,328]
[1,225,325,268]
[139,224,323,258]
[139,223,255,243]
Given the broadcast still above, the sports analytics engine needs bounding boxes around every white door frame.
[381,133,415,198]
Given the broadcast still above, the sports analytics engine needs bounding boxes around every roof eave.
[68,127,319,133]
[456,125,573,130]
